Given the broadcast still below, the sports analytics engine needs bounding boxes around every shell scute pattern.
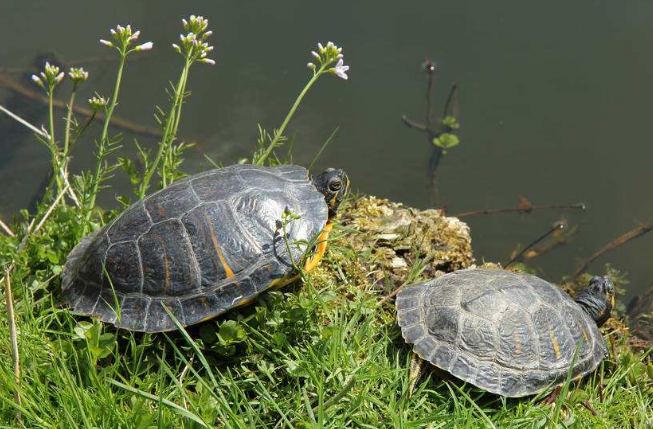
[496,307,539,370]
[426,307,459,343]
[396,268,607,396]
[62,165,327,332]
[138,220,200,296]
[458,314,496,360]
[107,202,152,243]
[145,182,199,223]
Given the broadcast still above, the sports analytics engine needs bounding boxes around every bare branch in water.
[442,82,459,119]
[401,58,459,206]
[521,224,580,260]
[401,115,428,131]
[455,196,586,218]
[0,52,151,75]
[0,72,162,138]
[505,220,567,268]
[572,222,653,278]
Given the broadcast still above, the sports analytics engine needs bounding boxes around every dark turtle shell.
[62,164,327,332]
[396,268,608,397]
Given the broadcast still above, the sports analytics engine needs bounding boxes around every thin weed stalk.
[3,267,21,423]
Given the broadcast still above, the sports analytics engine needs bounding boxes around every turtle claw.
[540,385,563,406]
[408,352,426,397]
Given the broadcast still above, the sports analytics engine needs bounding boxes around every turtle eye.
[328,178,342,192]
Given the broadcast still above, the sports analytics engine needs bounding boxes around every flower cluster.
[171,15,215,65]
[88,95,108,110]
[100,24,152,53]
[31,62,65,91]
[307,41,349,80]
[68,67,89,83]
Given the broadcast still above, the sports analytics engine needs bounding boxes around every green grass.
[0,218,652,428]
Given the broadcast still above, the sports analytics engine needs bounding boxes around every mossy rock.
[311,196,474,294]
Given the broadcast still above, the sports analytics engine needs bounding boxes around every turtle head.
[574,276,615,327]
[312,168,349,218]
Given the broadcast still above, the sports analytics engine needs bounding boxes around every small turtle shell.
[396,268,607,397]
[62,164,328,332]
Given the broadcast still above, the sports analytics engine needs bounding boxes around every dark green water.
[1,0,652,300]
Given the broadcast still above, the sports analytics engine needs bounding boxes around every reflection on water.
[1,0,652,299]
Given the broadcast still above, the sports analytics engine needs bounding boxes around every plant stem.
[63,84,77,159]
[3,267,22,423]
[142,60,190,195]
[84,52,127,230]
[47,89,63,194]
[256,66,325,165]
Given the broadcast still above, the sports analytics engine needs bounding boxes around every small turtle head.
[574,276,615,327]
[312,168,349,218]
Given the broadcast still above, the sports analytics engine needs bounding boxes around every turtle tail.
[61,229,101,292]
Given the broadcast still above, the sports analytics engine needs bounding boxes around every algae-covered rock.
[315,196,474,294]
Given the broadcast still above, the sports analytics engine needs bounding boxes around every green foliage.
[432,133,460,152]
[442,115,460,130]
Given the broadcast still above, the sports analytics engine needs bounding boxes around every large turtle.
[62,164,349,332]
[396,268,614,397]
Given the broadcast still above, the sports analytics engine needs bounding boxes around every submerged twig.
[0,103,81,207]
[401,58,460,205]
[0,72,162,138]
[0,52,150,75]
[454,202,586,218]
[505,220,566,268]
[522,224,579,261]
[3,266,22,422]
[572,222,653,278]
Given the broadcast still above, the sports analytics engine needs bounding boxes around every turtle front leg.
[303,222,333,273]
[409,352,427,398]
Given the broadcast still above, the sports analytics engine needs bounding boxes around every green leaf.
[432,133,460,150]
[442,116,460,130]
[217,320,247,345]
[74,321,93,340]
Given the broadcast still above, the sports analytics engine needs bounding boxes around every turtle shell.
[396,268,608,397]
[62,164,328,332]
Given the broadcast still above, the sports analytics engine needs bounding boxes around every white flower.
[311,51,320,60]
[100,39,113,47]
[31,74,44,88]
[307,62,316,70]
[201,58,216,65]
[332,59,349,80]
[135,41,153,51]
[88,95,109,109]
[55,72,65,84]
[68,67,89,82]
[130,30,141,41]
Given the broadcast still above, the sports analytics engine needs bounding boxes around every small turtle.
[396,268,614,397]
[62,164,349,332]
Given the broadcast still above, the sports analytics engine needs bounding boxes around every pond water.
[1,0,652,301]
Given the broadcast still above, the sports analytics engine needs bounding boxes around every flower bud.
[135,41,153,51]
